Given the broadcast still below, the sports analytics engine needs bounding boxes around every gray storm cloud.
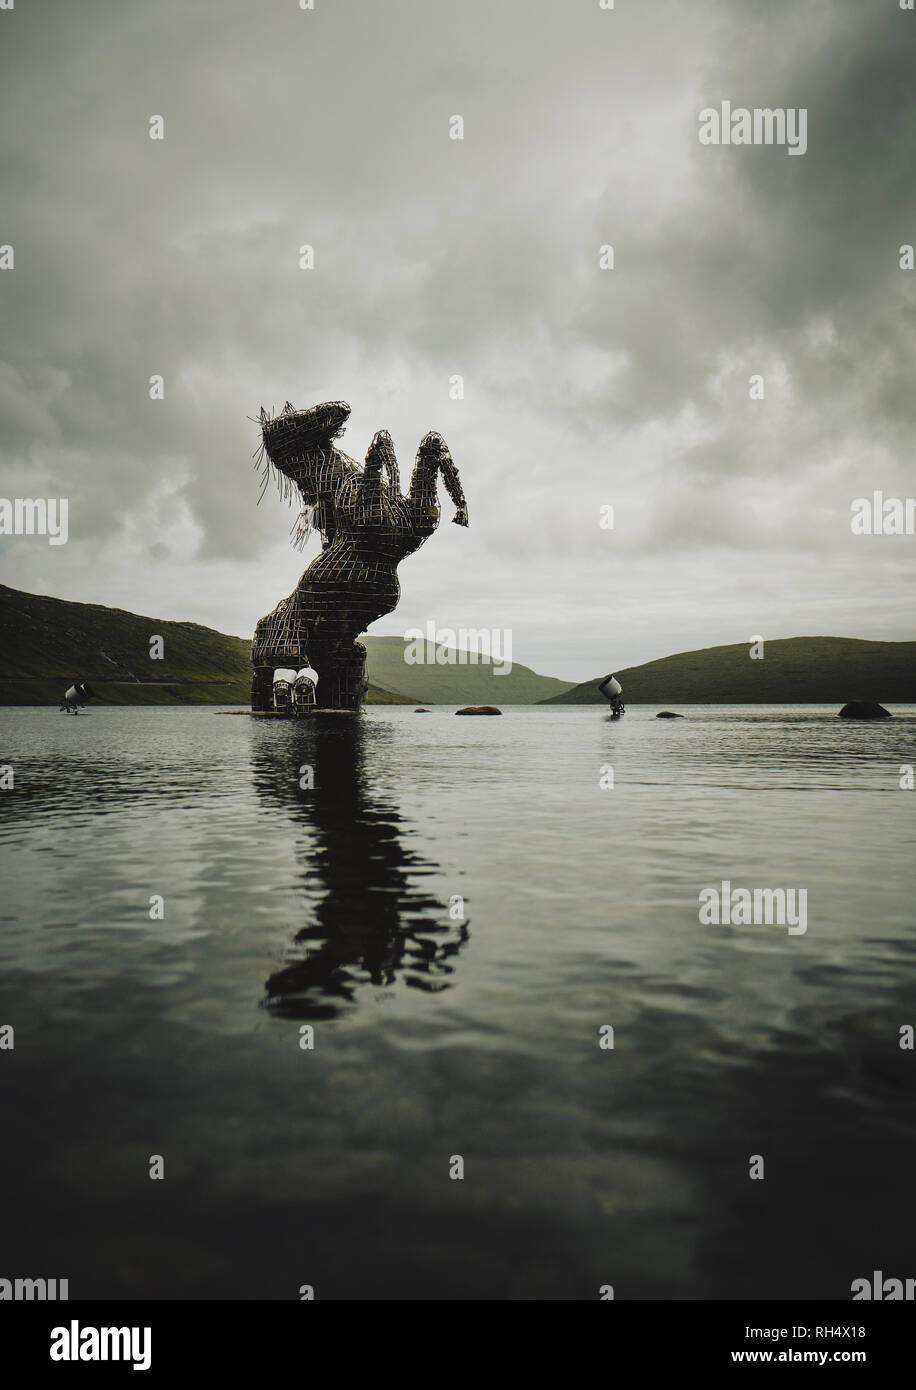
[0,0,913,680]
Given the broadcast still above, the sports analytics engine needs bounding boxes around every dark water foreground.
[0,704,914,1300]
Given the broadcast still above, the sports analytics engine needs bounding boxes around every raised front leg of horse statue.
[251,402,468,713]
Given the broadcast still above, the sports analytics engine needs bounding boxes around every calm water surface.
[1,704,914,1299]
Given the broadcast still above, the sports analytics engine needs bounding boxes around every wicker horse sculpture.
[252,401,468,712]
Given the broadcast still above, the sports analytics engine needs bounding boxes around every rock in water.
[414,707,430,713]
[838,701,892,719]
[656,711,684,718]
[455,706,502,716]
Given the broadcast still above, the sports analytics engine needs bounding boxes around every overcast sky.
[1,0,914,681]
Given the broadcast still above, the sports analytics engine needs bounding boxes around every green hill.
[0,584,412,705]
[7,587,905,708]
[0,584,571,706]
[543,637,916,704]
[359,635,574,705]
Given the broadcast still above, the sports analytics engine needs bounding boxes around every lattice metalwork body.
[252,400,468,712]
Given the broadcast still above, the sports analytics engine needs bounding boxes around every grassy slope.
[359,635,575,704]
[543,636,916,704]
[8,586,906,708]
[0,585,413,705]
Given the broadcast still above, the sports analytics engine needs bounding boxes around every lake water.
[0,703,914,1300]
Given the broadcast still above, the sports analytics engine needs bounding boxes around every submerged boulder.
[455,705,502,716]
[656,711,684,718]
[838,701,892,719]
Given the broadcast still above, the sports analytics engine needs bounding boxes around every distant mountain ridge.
[0,584,409,705]
[0,585,571,705]
[544,637,916,704]
[357,635,574,705]
[3,586,912,707]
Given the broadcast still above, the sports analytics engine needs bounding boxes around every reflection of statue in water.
[250,722,469,1020]
[252,400,469,712]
